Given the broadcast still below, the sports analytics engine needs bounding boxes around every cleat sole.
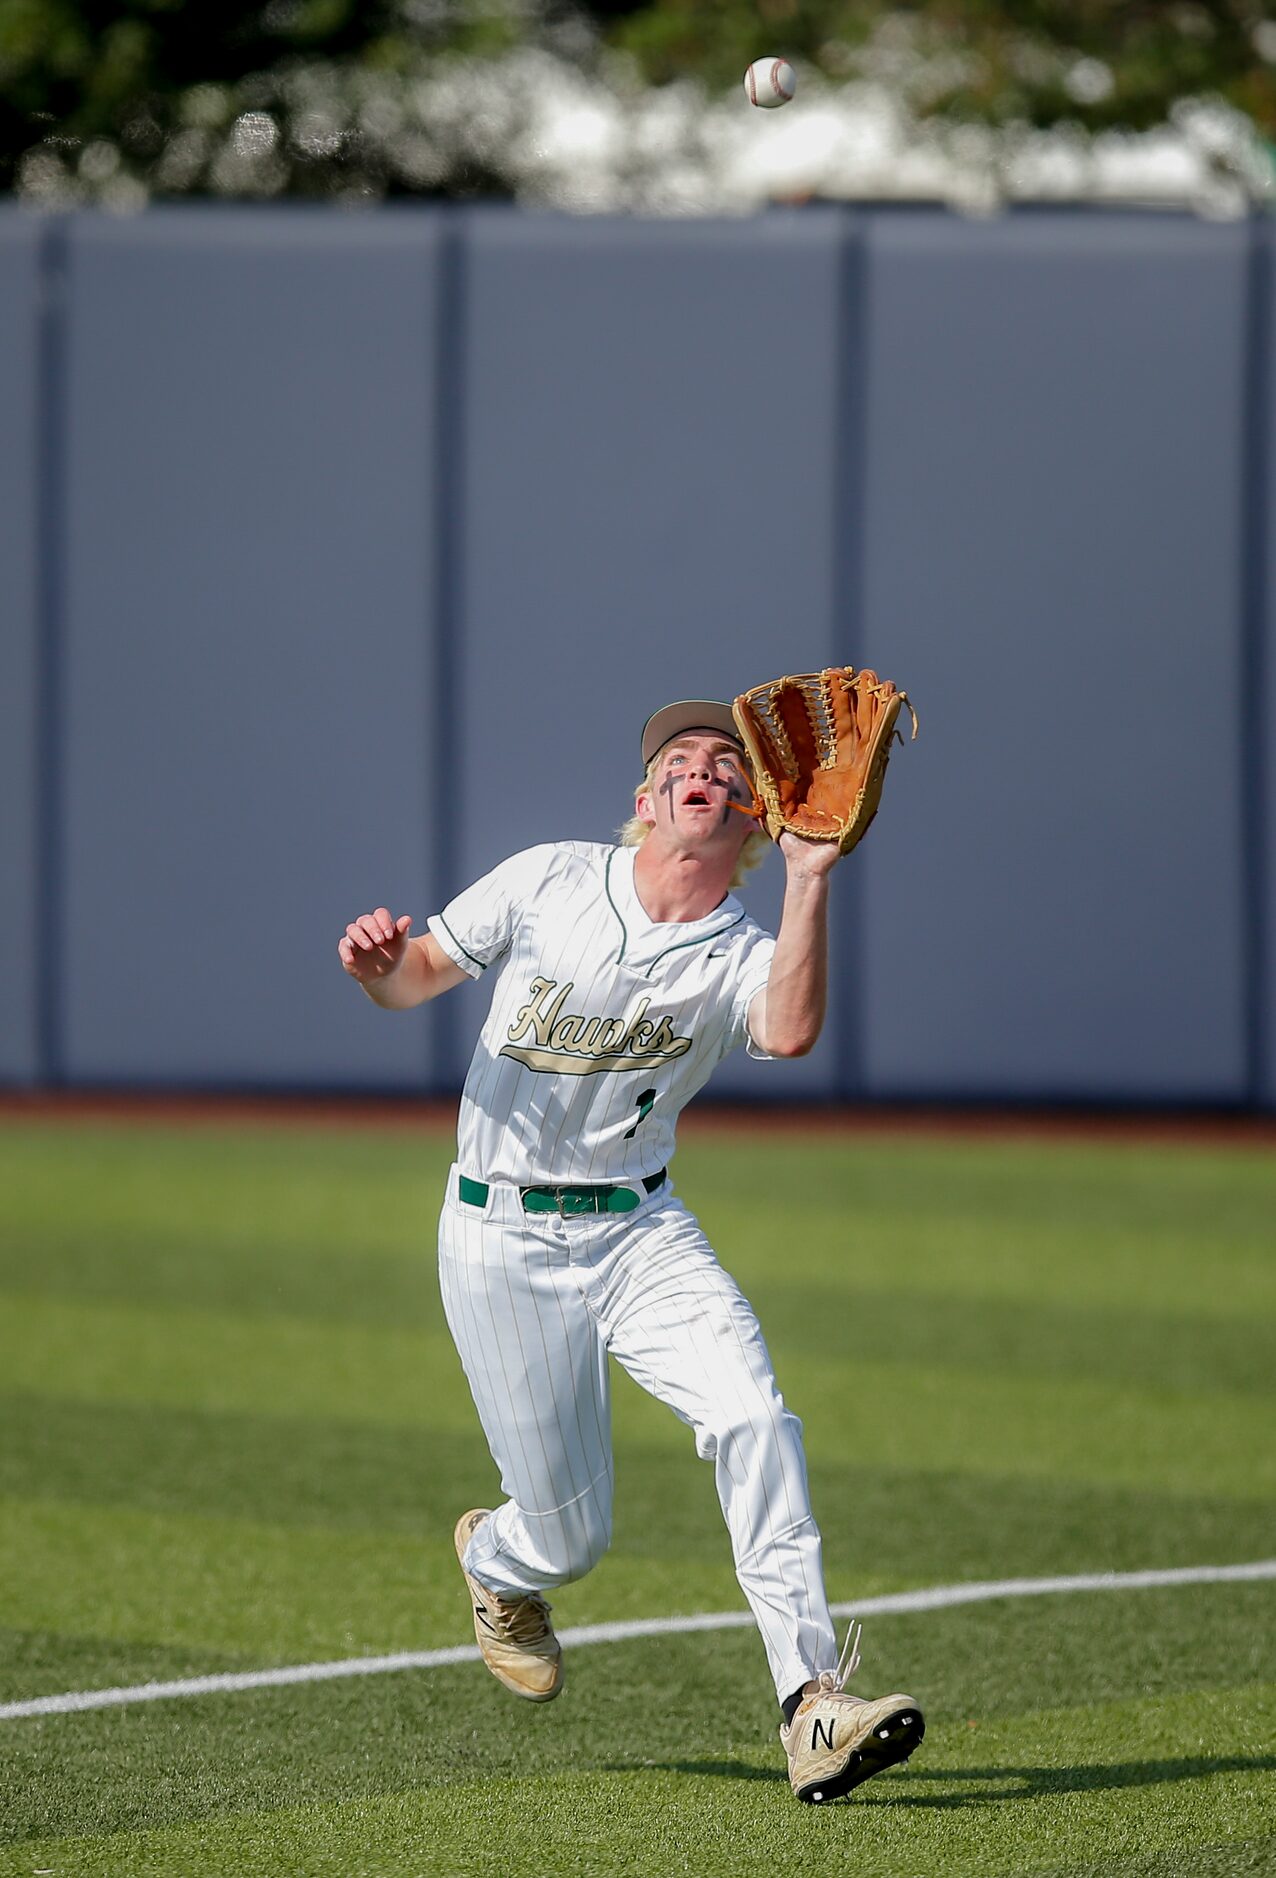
[795,1707,925,1804]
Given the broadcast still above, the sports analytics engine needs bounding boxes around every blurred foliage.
[609,2,1276,138]
[0,0,569,200]
[1,0,1274,203]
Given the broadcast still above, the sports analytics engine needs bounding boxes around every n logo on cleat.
[811,1717,836,1752]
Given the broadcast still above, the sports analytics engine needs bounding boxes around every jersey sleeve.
[725,923,776,1061]
[427,845,557,979]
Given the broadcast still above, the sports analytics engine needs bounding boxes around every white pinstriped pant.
[437,1164,837,1703]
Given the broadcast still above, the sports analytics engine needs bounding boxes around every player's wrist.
[781,855,834,892]
[359,950,411,1004]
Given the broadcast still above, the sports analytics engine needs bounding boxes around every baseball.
[744,57,796,109]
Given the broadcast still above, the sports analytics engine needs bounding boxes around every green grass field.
[1,1115,1273,1877]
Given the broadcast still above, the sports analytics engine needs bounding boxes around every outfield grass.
[0,1116,1273,1876]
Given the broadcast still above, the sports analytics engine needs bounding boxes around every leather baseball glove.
[730,667,917,856]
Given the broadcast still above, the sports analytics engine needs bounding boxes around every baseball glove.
[730,667,917,856]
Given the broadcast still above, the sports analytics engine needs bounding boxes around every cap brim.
[640,699,743,768]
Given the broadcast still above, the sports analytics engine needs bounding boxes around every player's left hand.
[778,830,842,879]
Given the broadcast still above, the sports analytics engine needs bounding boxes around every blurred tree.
[604,1,1276,139]
[0,0,557,199]
[1,0,1272,202]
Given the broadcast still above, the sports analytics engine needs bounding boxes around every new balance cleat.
[780,1623,924,1804]
[454,1509,563,1702]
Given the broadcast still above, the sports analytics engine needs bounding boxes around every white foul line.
[3,1558,1273,1723]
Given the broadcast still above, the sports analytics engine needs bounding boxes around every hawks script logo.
[500,977,693,1076]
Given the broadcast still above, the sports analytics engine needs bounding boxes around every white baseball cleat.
[779,1623,924,1804]
[454,1510,564,1703]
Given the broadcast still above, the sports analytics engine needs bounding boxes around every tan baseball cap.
[640,698,744,768]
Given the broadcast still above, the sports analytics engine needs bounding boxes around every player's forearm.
[361,937,451,1011]
[761,872,830,1056]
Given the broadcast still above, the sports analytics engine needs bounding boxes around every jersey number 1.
[624,1087,657,1139]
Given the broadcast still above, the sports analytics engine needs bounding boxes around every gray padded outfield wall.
[1261,215,1276,1110]
[0,212,42,1085]
[57,210,445,1088]
[5,204,1273,1107]
[858,211,1251,1103]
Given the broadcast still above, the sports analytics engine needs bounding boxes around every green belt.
[458,1170,667,1216]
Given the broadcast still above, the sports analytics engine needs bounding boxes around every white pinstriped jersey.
[427,841,775,1187]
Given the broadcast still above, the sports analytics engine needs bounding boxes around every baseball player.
[338,699,924,1803]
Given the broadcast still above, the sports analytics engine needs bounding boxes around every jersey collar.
[605,846,745,973]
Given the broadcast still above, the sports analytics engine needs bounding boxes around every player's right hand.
[338,908,414,983]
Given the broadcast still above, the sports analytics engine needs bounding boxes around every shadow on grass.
[621,1753,1276,1807]
[858,1753,1276,1808]
[605,1760,786,1785]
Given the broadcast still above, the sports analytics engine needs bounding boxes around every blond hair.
[617,756,770,889]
